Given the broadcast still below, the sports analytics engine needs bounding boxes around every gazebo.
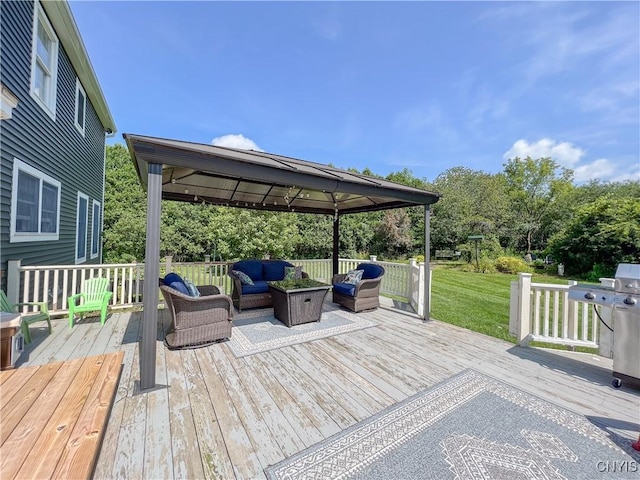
[124,133,440,390]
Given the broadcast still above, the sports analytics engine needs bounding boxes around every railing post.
[509,280,518,336]
[517,272,533,346]
[369,255,377,262]
[7,259,21,305]
[165,255,172,274]
[408,258,416,310]
[598,277,615,359]
[567,280,578,339]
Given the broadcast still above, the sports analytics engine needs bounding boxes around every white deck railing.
[509,273,614,355]
[6,257,430,317]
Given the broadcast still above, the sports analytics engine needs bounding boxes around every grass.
[430,265,577,346]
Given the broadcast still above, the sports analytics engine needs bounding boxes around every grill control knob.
[623,296,637,306]
[584,292,596,300]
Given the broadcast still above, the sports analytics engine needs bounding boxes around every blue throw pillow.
[169,281,190,295]
[231,270,254,285]
[183,278,201,297]
[284,265,303,280]
[343,269,364,285]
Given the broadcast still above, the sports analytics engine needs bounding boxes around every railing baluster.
[552,291,559,338]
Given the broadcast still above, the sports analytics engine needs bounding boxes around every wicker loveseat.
[159,276,233,349]
[332,263,385,312]
[229,259,308,312]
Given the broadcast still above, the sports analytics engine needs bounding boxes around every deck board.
[0,351,123,480]
[10,299,639,480]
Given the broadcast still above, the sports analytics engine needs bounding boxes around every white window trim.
[91,199,101,259]
[30,1,59,120]
[1,84,19,120]
[74,78,86,136]
[10,158,61,243]
[76,192,89,264]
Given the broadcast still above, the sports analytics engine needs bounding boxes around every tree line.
[104,144,639,278]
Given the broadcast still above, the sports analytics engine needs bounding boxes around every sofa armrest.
[332,273,347,285]
[197,285,220,296]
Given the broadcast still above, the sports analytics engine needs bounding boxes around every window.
[74,78,86,135]
[30,2,59,118]
[10,159,60,243]
[76,193,89,263]
[91,200,101,258]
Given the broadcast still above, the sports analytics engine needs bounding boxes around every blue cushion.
[333,282,356,297]
[263,260,293,281]
[233,260,263,281]
[169,281,190,295]
[358,263,384,280]
[163,272,185,286]
[241,281,269,295]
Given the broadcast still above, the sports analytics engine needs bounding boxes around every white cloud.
[572,158,616,183]
[503,138,639,183]
[211,134,263,151]
[573,158,640,183]
[503,138,584,167]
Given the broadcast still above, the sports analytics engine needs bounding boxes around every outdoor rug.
[227,304,376,358]
[265,369,640,480]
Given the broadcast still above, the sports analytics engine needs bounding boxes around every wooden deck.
[11,299,640,479]
[0,351,124,479]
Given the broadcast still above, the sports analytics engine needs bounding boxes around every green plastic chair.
[0,289,51,344]
[68,278,113,328]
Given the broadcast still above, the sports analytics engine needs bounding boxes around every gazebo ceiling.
[124,134,440,215]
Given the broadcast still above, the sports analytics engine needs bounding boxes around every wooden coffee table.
[268,279,331,327]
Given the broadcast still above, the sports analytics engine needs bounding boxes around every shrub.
[495,256,532,274]
[460,258,497,273]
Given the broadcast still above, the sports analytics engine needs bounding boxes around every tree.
[103,144,147,262]
[372,209,413,258]
[547,197,640,277]
[431,167,511,255]
[503,157,573,254]
[294,214,333,259]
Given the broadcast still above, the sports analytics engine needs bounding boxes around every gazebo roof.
[124,134,440,215]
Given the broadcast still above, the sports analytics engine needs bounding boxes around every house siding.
[0,0,107,291]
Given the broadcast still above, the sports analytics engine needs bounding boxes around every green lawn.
[430,267,573,344]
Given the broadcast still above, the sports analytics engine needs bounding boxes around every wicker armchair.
[332,263,385,312]
[159,282,233,349]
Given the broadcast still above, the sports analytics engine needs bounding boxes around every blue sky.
[70,1,639,184]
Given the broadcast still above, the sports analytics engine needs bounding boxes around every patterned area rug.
[227,303,376,358]
[265,369,640,480]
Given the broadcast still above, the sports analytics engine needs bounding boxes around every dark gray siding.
[1,0,107,289]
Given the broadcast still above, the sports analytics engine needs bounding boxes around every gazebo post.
[140,162,162,390]
[423,205,431,320]
[332,214,340,278]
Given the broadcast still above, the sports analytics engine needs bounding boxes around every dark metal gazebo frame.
[124,133,440,390]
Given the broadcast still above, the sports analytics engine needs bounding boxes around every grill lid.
[614,263,640,295]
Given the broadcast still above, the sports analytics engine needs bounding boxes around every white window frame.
[76,192,89,264]
[74,78,86,136]
[10,158,61,243]
[30,1,59,119]
[91,199,101,259]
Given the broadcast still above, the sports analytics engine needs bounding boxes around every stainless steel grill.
[568,263,640,389]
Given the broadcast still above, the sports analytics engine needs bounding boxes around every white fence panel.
[11,257,424,317]
[510,274,612,351]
